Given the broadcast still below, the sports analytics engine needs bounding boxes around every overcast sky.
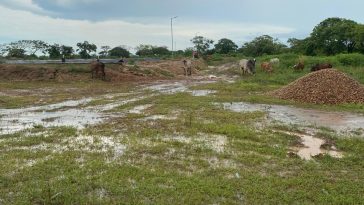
[0,0,363,52]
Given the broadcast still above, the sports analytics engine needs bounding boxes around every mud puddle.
[220,102,364,134]
[142,115,178,121]
[144,79,217,94]
[275,130,343,160]
[8,134,126,161]
[128,104,153,114]
[190,90,216,96]
[0,108,103,134]
[145,82,188,94]
[95,96,148,112]
[0,96,146,135]
[0,79,221,134]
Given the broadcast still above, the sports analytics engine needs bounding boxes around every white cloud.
[53,0,101,7]
[0,5,294,52]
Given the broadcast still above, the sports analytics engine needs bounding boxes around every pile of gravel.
[271,69,364,104]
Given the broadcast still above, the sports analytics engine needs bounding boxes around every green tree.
[47,44,61,59]
[175,50,184,56]
[191,36,214,55]
[0,44,6,56]
[47,44,74,59]
[109,46,130,58]
[76,41,97,58]
[287,37,316,55]
[29,40,48,55]
[60,45,74,58]
[99,46,111,57]
[310,18,358,55]
[184,47,194,57]
[214,38,238,54]
[151,46,170,56]
[287,38,301,53]
[7,40,48,56]
[355,24,364,53]
[135,44,154,56]
[7,48,26,58]
[135,45,170,56]
[240,35,287,56]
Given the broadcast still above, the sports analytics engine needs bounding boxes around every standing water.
[220,102,364,134]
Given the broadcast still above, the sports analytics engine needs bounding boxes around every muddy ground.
[0,61,364,204]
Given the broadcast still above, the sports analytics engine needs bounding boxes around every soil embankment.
[0,59,206,82]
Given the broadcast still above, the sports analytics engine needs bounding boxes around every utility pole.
[171,16,178,58]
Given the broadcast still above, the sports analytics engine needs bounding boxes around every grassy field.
[1,54,364,204]
[205,53,364,113]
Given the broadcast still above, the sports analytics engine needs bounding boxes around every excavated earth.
[271,69,364,104]
[0,59,206,82]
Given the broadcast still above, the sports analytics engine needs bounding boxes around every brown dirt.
[271,69,364,104]
[137,59,205,75]
[0,65,59,81]
[0,59,206,82]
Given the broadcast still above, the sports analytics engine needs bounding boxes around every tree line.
[0,41,132,59]
[190,17,364,57]
[1,17,364,59]
[288,18,364,55]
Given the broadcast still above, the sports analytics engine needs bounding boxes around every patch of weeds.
[269,124,302,133]
[155,68,174,77]
[30,125,47,133]
[140,69,154,75]
[349,128,364,136]
[128,65,140,72]
[315,126,336,134]
[128,59,135,65]
[0,95,39,109]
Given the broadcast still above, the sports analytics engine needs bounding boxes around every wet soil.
[0,78,218,134]
[274,130,343,160]
[220,102,364,134]
[2,76,364,140]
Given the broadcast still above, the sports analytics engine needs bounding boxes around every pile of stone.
[271,69,364,104]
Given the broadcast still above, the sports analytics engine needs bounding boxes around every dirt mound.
[137,59,206,76]
[271,69,364,104]
[0,65,60,81]
[0,59,206,82]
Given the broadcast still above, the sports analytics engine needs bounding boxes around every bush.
[207,52,364,70]
[254,53,364,70]
[128,65,140,72]
[109,47,130,58]
[336,53,364,66]
[128,59,136,65]
[158,69,174,77]
[259,53,299,69]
